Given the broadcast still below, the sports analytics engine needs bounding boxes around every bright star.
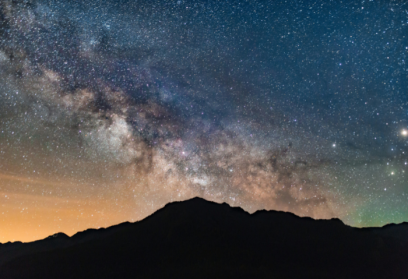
[402,129,408,136]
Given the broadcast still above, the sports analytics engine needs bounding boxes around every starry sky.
[1,0,408,242]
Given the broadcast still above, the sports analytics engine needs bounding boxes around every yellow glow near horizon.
[0,171,158,243]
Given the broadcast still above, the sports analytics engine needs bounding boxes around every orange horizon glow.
[0,171,163,243]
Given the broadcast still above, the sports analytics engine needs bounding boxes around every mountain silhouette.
[0,197,407,278]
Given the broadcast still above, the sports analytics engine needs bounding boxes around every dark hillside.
[0,198,407,279]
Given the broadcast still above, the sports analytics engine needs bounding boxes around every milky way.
[1,0,408,242]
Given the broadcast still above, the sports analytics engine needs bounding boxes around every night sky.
[1,0,408,242]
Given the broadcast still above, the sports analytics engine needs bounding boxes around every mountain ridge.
[1,197,407,278]
[3,197,407,246]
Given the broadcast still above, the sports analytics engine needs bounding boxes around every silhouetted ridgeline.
[0,198,407,279]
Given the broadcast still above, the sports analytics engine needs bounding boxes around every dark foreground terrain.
[1,198,407,279]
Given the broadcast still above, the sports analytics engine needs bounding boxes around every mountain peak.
[1,198,407,279]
